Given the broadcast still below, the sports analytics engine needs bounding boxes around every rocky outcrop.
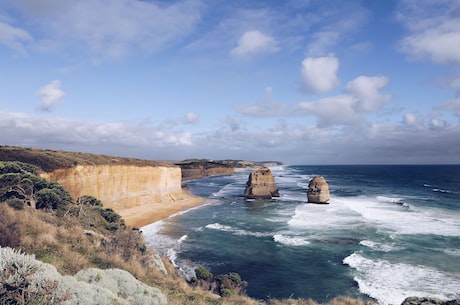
[401,297,459,305]
[176,160,234,180]
[307,176,330,204]
[244,167,279,199]
[40,165,183,211]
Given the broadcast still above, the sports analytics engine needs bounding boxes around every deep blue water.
[143,165,460,305]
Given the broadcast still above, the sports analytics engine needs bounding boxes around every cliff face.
[40,165,183,210]
[176,160,234,180]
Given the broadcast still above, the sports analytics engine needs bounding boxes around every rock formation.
[244,167,279,199]
[307,176,330,204]
[40,165,183,211]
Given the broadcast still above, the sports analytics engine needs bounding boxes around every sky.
[1,0,460,165]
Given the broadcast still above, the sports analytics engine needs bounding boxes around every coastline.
[118,189,205,228]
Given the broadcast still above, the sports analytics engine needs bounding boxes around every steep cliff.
[176,160,234,180]
[40,165,183,211]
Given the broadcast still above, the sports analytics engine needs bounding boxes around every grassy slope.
[0,145,173,172]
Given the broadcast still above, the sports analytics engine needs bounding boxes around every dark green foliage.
[195,266,213,281]
[0,161,74,211]
[0,161,40,175]
[193,267,247,298]
[78,195,102,206]
[216,272,247,297]
[91,206,124,231]
[6,198,25,210]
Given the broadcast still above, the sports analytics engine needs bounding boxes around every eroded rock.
[307,176,330,204]
[243,167,279,199]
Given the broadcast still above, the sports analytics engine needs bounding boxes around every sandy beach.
[118,191,205,228]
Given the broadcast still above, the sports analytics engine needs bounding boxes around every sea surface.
[142,165,460,305]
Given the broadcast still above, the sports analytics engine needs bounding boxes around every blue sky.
[1,0,460,164]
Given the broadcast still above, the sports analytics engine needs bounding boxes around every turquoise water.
[143,165,460,304]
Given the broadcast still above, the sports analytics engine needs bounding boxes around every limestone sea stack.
[307,176,330,204]
[244,167,280,199]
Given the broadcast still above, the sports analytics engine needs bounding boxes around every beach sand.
[118,191,205,228]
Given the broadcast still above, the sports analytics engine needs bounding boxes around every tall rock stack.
[244,167,280,199]
[307,176,330,204]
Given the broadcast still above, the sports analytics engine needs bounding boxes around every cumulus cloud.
[231,30,279,57]
[398,0,460,64]
[297,76,391,127]
[7,0,203,60]
[300,55,339,94]
[0,21,32,55]
[36,80,65,112]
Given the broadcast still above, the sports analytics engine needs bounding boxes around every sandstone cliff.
[40,165,183,211]
[244,167,280,199]
[176,160,234,180]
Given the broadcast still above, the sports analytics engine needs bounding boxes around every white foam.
[205,222,271,237]
[337,196,460,236]
[359,240,403,252]
[273,234,310,246]
[288,200,362,229]
[343,253,460,305]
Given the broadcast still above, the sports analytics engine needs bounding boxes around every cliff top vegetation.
[0,145,174,172]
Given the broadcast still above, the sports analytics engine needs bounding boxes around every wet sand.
[118,191,205,228]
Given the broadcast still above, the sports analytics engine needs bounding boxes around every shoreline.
[118,190,206,228]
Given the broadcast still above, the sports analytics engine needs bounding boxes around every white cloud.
[0,21,32,55]
[345,76,390,112]
[398,0,460,64]
[7,0,203,60]
[300,55,339,94]
[36,80,65,112]
[297,76,391,127]
[231,30,279,57]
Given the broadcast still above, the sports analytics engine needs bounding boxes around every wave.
[343,253,460,305]
[273,234,310,246]
[337,196,460,236]
[205,222,272,238]
[359,240,403,252]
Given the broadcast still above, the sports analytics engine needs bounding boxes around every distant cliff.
[176,160,235,180]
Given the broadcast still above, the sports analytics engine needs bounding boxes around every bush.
[77,195,102,206]
[6,197,25,210]
[195,266,213,281]
[0,246,68,304]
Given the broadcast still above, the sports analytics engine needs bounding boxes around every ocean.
[142,165,460,305]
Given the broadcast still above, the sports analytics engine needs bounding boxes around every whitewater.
[142,165,460,304]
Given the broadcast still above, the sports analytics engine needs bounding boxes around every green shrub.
[77,195,102,206]
[6,197,25,210]
[195,266,213,281]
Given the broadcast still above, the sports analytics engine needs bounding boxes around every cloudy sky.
[1,0,460,164]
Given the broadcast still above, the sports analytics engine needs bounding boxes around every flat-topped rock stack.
[244,167,280,199]
[307,176,330,204]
